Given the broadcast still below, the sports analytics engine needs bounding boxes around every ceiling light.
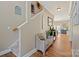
[57,8,61,11]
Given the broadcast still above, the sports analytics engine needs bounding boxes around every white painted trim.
[30,10,44,20]
[0,49,11,56]
[8,41,19,57]
[23,48,37,57]
[8,40,18,49]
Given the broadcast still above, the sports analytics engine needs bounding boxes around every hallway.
[0,1,78,57]
[31,34,72,57]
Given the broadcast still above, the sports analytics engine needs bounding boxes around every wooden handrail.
[12,28,18,31]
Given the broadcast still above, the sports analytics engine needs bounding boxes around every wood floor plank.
[0,34,72,57]
[31,34,72,57]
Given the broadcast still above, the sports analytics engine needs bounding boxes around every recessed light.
[57,8,61,11]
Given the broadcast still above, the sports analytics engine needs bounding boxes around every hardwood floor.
[0,34,72,57]
[31,34,72,57]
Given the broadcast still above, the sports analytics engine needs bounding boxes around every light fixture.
[57,8,61,11]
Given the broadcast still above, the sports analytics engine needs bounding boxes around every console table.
[36,33,53,56]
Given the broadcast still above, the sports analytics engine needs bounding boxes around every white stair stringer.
[8,40,19,57]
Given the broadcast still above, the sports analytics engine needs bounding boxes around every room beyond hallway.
[31,34,72,57]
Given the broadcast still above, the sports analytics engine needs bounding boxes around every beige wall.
[0,1,54,56]
[20,1,42,56]
[72,25,79,49]
[41,9,54,32]
[20,14,42,56]
[0,1,26,52]
[20,2,54,56]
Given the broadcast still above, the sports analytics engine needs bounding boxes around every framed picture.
[31,1,43,17]
[15,6,22,15]
[47,17,53,26]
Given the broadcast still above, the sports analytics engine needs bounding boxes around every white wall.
[70,1,79,56]
[0,1,26,52]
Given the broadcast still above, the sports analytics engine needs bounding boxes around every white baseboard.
[0,49,11,56]
[23,48,37,57]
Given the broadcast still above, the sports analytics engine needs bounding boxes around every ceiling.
[40,1,71,21]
